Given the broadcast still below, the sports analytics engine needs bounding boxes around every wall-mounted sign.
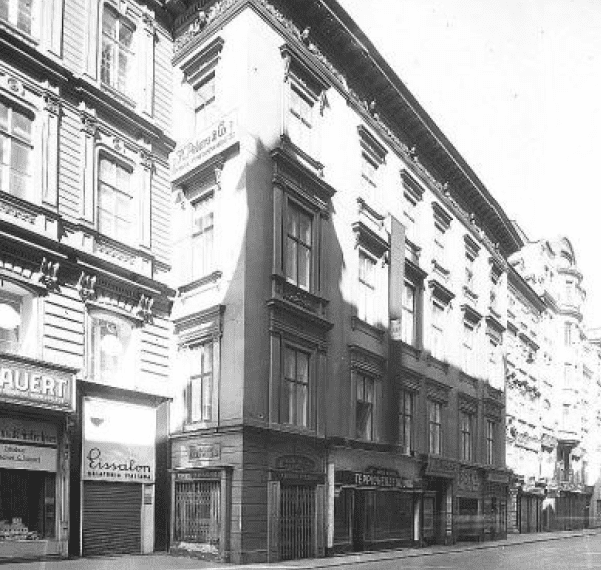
[175,469,221,481]
[0,443,57,472]
[425,456,459,479]
[0,357,73,411]
[457,468,482,492]
[173,441,220,469]
[83,398,156,483]
[275,455,316,472]
[171,111,238,181]
[335,467,412,489]
[0,418,58,446]
[390,319,402,341]
[487,471,510,484]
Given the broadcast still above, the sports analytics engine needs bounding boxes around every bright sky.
[338,0,601,327]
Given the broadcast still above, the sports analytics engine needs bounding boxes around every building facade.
[166,0,521,563]
[508,236,601,533]
[1,0,174,559]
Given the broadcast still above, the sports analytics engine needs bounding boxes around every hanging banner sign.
[171,111,238,180]
[0,443,57,472]
[83,398,156,483]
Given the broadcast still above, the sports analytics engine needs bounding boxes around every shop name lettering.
[354,473,402,488]
[0,445,41,464]
[0,368,68,401]
[86,448,152,480]
[172,119,236,174]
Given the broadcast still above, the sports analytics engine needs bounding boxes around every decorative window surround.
[426,378,450,404]
[82,0,156,117]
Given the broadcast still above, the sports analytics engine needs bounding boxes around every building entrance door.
[279,484,315,560]
[352,490,366,551]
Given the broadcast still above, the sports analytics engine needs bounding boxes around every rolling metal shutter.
[82,482,142,556]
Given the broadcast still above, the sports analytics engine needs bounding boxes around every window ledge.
[179,271,223,295]
[100,81,136,109]
[0,19,38,48]
[351,316,385,341]
[426,353,450,373]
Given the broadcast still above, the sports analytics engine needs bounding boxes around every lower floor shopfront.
[0,354,76,561]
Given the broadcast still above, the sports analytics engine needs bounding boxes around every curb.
[285,529,601,569]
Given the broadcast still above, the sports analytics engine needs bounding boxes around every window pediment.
[181,36,224,86]
[400,168,424,202]
[429,278,455,305]
[358,125,387,164]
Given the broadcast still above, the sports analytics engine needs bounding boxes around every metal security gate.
[82,482,141,556]
[280,484,315,560]
[175,480,221,547]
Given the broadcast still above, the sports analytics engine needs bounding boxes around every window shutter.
[267,480,280,562]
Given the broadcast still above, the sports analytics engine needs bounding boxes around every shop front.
[329,449,421,554]
[0,354,76,560]
[485,470,509,540]
[423,456,456,546]
[81,397,156,556]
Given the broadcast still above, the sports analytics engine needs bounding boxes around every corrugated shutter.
[83,482,142,556]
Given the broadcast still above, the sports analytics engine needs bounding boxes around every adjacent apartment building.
[0,0,174,560]
[507,236,601,534]
[166,0,521,562]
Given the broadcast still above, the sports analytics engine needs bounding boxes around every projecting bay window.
[428,399,443,455]
[282,345,310,428]
[101,5,135,98]
[285,200,313,291]
[0,99,33,200]
[98,154,134,243]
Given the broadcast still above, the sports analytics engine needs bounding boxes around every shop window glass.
[0,99,33,200]
[90,312,134,384]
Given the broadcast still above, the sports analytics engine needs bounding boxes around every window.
[462,322,475,376]
[285,201,312,291]
[401,281,416,345]
[0,99,33,199]
[431,301,445,360]
[460,411,473,461]
[184,340,214,423]
[0,284,36,357]
[101,5,135,96]
[357,251,376,325]
[191,193,214,280]
[399,390,414,454]
[565,280,575,305]
[356,373,374,440]
[360,152,378,200]
[428,400,442,455]
[432,204,452,269]
[194,72,216,132]
[434,223,446,265]
[488,337,500,383]
[486,420,495,464]
[282,346,310,427]
[0,0,33,35]
[288,84,314,154]
[98,155,133,242]
[90,312,134,384]
[465,250,475,288]
[565,322,574,346]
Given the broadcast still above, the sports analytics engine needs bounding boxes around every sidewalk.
[1,528,599,570]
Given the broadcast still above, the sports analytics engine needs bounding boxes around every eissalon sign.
[171,111,237,180]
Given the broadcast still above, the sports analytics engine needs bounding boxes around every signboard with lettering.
[171,111,238,181]
[335,467,413,489]
[0,443,57,472]
[0,357,74,411]
[425,456,459,479]
[173,441,220,468]
[175,470,221,481]
[390,319,403,341]
[83,398,156,483]
[0,417,58,446]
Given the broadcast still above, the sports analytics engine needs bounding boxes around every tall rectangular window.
[428,400,442,455]
[288,84,314,154]
[194,72,216,131]
[434,223,446,265]
[282,346,309,427]
[401,281,416,345]
[356,374,374,441]
[285,201,312,291]
[399,390,414,454]
[184,341,214,423]
[98,156,133,242]
[486,420,495,465]
[360,152,378,201]
[0,100,33,199]
[90,313,134,384]
[357,251,376,325]
[565,322,574,346]
[465,250,475,288]
[431,301,445,360]
[460,411,473,461]
[191,194,214,280]
[0,0,33,35]
[101,5,135,96]
[462,322,475,376]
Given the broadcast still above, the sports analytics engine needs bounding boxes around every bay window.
[0,99,33,200]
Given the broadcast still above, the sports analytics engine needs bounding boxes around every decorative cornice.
[38,257,60,292]
[429,278,455,305]
[76,271,97,303]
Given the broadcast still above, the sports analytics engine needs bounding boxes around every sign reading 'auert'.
[171,111,238,180]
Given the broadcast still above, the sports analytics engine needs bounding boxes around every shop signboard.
[0,442,57,472]
[335,467,412,489]
[390,319,402,341]
[83,398,156,483]
[173,441,221,468]
[0,357,74,411]
[171,111,238,181]
[0,417,58,446]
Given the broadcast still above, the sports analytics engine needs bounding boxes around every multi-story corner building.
[509,236,601,532]
[166,0,521,562]
[0,0,174,560]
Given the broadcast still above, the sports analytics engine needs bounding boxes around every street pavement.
[1,529,599,570]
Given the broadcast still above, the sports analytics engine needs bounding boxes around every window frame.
[0,0,36,37]
[189,190,215,282]
[401,280,417,345]
[355,372,375,441]
[430,299,446,361]
[357,248,377,326]
[283,196,315,293]
[399,389,415,454]
[281,342,312,429]
[428,399,443,455]
[0,280,40,358]
[486,419,496,465]
[193,70,217,133]
[462,320,476,376]
[460,411,473,462]
[184,338,215,424]
[97,151,135,244]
